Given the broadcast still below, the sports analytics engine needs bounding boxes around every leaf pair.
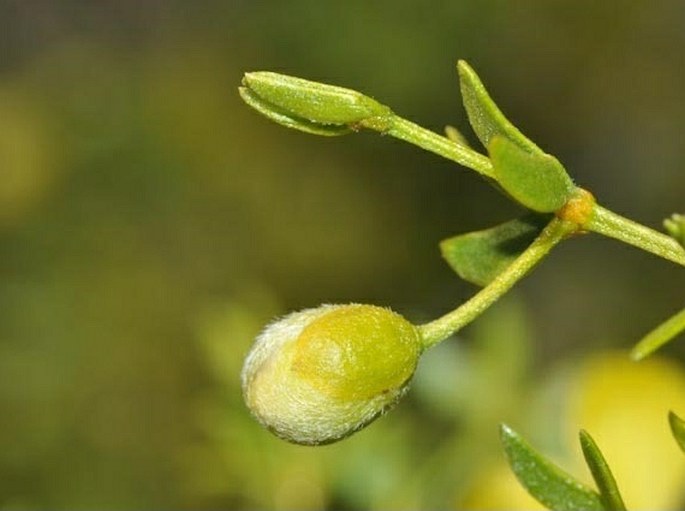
[502,413,685,510]
[500,424,626,511]
[442,63,577,286]
[458,61,575,213]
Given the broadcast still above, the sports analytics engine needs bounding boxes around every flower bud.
[240,72,392,135]
[241,304,422,445]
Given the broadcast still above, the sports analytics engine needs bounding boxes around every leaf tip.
[499,422,518,446]
[629,345,646,361]
[457,59,477,78]
[578,428,591,445]
[668,410,679,432]
[241,71,270,90]
[668,409,685,453]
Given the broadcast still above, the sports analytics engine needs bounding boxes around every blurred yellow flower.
[460,351,685,510]
[566,352,685,509]
[460,463,545,510]
[0,88,59,227]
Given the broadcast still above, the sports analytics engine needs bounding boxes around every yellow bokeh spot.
[460,462,546,510]
[566,352,685,510]
[459,352,685,510]
[0,87,59,227]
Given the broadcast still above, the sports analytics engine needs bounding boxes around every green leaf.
[579,430,627,511]
[241,71,392,130]
[458,61,575,213]
[669,411,685,453]
[630,306,685,360]
[440,214,549,286]
[489,136,575,212]
[500,424,603,511]
[457,60,540,154]
[664,213,685,247]
[239,87,353,136]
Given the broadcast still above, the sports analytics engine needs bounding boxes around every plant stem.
[587,205,685,267]
[419,217,574,348]
[631,306,685,360]
[365,115,494,178]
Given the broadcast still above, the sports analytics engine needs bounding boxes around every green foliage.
[488,135,574,212]
[457,59,574,214]
[440,214,548,286]
[457,60,541,154]
[240,57,685,509]
[6,4,685,509]
[579,430,627,511]
[500,424,603,511]
[500,426,627,511]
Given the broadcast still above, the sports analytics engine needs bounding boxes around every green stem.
[631,306,685,360]
[418,217,574,348]
[363,115,494,178]
[587,205,685,267]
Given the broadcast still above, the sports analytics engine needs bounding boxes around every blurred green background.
[2,1,685,509]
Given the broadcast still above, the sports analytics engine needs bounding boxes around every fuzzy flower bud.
[241,304,422,445]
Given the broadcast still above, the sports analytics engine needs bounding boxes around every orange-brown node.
[556,188,596,229]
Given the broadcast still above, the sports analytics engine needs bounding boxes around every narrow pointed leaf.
[579,430,627,511]
[239,87,352,136]
[489,135,575,212]
[630,306,685,360]
[500,424,603,511]
[669,411,685,453]
[458,60,540,154]
[440,214,549,286]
